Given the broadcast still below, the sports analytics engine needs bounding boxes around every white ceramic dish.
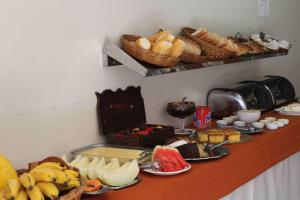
[259,119,269,124]
[216,120,228,126]
[230,116,238,121]
[223,117,234,124]
[266,122,278,130]
[142,164,191,176]
[233,121,246,127]
[264,117,276,122]
[252,122,264,129]
[237,110,261,123]
[274,121,284,127]
[278,119,289,125]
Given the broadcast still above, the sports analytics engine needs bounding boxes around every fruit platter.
[140,145,191,176]
[68,155,140,192]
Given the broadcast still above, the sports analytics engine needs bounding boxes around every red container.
[193,106,212,129]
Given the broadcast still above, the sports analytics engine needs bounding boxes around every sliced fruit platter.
[140,145,191,176]
[68,155,140,192]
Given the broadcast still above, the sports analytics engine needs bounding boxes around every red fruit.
[152,146,188,172]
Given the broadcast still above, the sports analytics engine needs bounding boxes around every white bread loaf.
[135,37,151,50]
[151,40,173,55]
[178,36,201,55]
[155,32,175,43]
[148,31,170,42]
[170,38,185,58]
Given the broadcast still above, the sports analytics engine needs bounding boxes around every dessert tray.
[71,143,151,164]
[142,164,191,176]
[184,146,229,161]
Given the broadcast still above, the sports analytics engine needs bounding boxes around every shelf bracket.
[102,39,148,76]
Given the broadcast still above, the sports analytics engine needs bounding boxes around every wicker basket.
[121,34,179,68]
[176,36,209,63]
[180,52,208,63]
[181,27,235,60]
[18,157,83,200]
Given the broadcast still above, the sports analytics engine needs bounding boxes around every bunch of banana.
[0,162,81,200]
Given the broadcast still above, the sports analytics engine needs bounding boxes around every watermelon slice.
[152,146,189,172]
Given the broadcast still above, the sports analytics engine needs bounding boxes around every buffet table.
[84,113,300,200]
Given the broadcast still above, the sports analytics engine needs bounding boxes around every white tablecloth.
[222,152,300,200]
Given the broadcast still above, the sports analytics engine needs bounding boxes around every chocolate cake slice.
[176,143,208,159]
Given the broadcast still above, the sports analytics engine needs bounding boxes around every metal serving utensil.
[139,160,160,171]
[217,124,256,133]
[208,140,229,151]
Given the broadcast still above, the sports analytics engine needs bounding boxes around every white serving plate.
[142,164,191,176]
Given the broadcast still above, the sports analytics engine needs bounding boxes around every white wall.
[0,0,299,168]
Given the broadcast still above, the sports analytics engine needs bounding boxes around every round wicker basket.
[121,34,179,68]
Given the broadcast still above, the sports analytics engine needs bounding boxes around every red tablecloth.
[84,113,300,200]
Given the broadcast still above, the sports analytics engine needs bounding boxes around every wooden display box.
[95,86,174,148]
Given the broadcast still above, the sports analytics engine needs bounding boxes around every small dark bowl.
[167,101,196,119]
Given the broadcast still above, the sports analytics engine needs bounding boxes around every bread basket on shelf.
[181,27,234,60]
[177,36,209,63]
[180,52,209,63]
[121,34,179,68]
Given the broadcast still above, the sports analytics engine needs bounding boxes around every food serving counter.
[83,112,300,200]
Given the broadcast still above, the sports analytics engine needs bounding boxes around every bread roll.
[170,38,185,58]
[135,37,151,50]
[148,31,170,42]
[178,36,201,55]
[155,32,176,43]
[151,40,173,55]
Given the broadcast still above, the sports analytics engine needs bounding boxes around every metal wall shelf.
[102,39,289,77]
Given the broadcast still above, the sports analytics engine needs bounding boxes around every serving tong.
[217,124,257,133]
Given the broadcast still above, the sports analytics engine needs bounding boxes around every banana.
[51,169,67,185]
[36,183,58,200]
[4,179,21,200]
[63,170,79,181]
[66,180,80,188]
[29,169,55,183]
[19,173,35,190]
[56,179,80,192]
[15,190,27,200]
[26,186,44,200]
[31,162,62,172]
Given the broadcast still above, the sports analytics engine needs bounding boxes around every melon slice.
[96,162,112,181]
[108,158,120,170]
[152,146,189,172]
[88,157,106,180]
[69,155,82,168]
[77,156,90,179]
[102,160,139,187]
[87,157,99,179]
